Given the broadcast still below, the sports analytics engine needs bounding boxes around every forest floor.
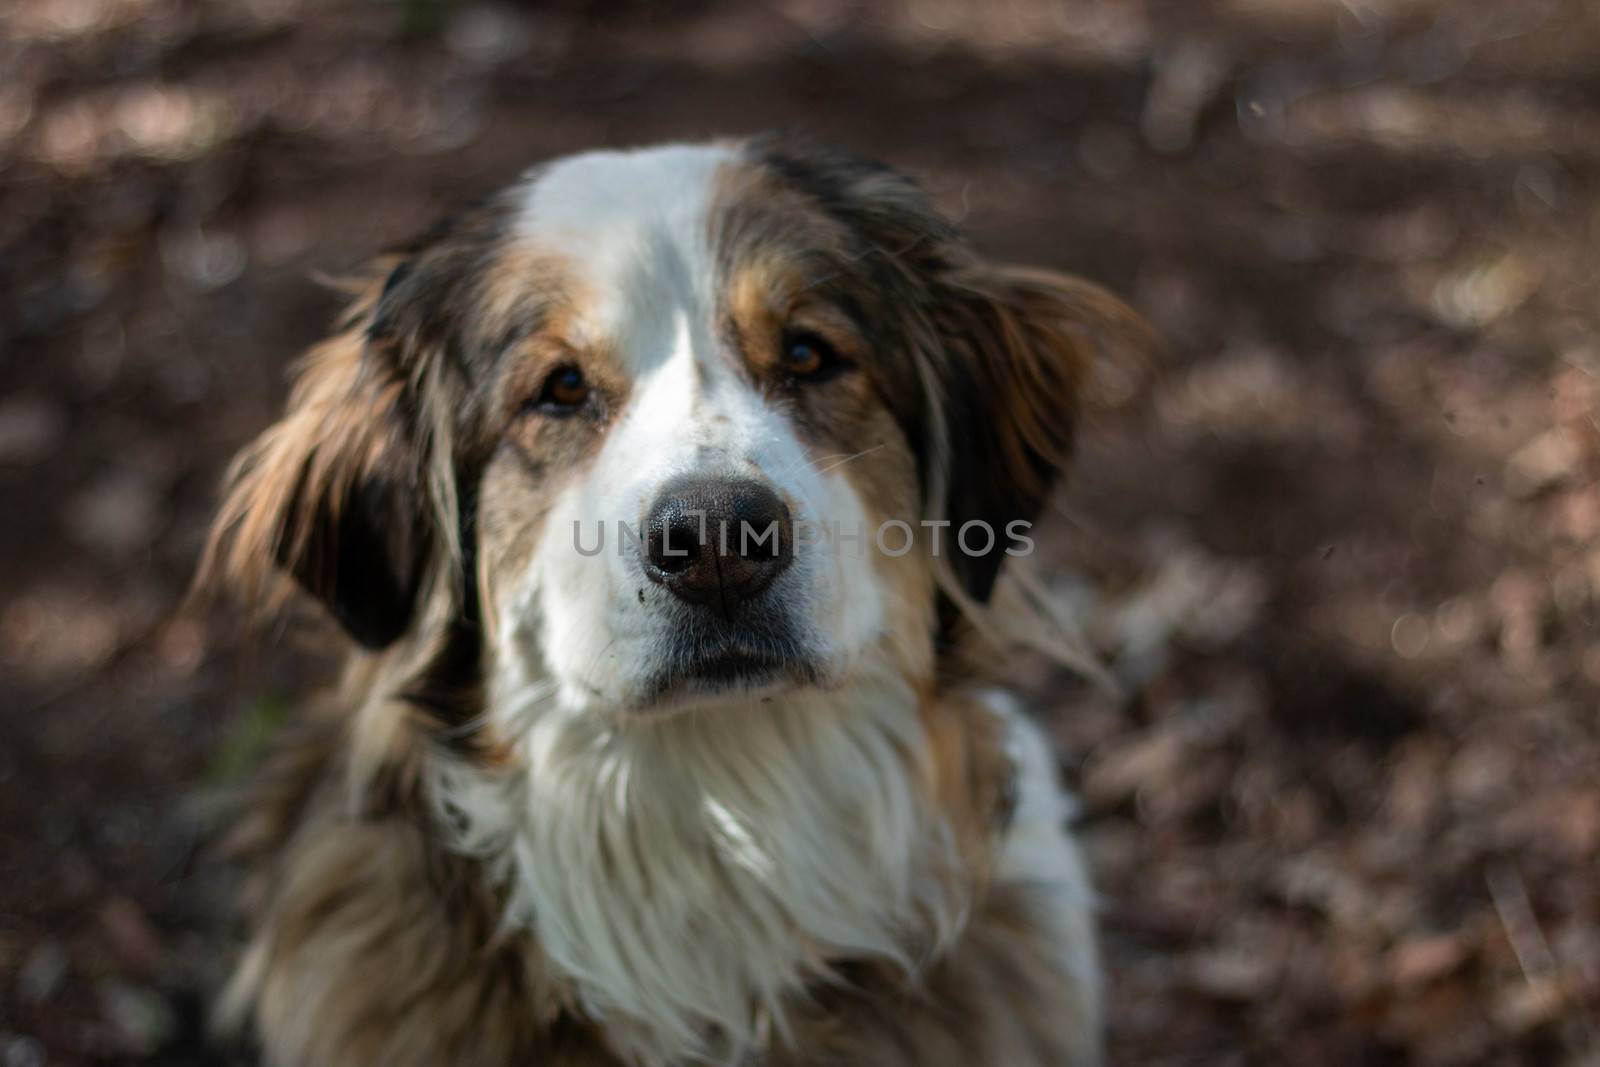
[3,1,1599,1063]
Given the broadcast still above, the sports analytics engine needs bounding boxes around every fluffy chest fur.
[430,671,971,1064]
[219,677,1094,1067]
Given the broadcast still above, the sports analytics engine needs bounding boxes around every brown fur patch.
[916,689,1015,874]
[738,134,1156,640]
[474,274,634,631]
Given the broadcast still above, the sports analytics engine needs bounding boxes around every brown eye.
[532,365,590,414]
[781,331,848,383]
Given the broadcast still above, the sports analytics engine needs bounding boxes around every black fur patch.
[275,425,428,651]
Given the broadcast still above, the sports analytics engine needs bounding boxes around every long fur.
[214,685,1097,1066]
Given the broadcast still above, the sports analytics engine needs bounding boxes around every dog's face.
[481,145,925,713]
[204,138,1148,719]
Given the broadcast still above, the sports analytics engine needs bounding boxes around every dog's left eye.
[780,331,849,383]
[530,365,591,414]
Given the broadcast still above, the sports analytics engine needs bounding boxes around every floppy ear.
[930,264,1153,605]
[199,279,432,650]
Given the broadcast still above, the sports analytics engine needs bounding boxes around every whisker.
[496,678,561,735]
[813,445,885,477]
[773,451,852,481]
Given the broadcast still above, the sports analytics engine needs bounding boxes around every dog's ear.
[929,264,1152,605]
[199,274,434,650]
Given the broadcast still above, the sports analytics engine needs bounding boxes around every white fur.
[985,691,1102,1035]
[516,144,724,341]
[432,655,966,1064]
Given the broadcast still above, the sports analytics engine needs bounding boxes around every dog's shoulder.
[216,712,613,1065]
[772,881,1100,1066]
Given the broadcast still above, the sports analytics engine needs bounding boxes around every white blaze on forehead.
[515,143,733,371]
[516,142,773,506]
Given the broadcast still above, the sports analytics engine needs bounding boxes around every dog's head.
[202,138,1148,718]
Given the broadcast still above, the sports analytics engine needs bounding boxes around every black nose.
[643,475,793,613]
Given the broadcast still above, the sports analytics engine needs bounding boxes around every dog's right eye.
[529,365,591,414]
[780,330,850,384]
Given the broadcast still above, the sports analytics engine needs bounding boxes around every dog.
[198,135,1151,1066]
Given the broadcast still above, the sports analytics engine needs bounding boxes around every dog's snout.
[643,475,793,611]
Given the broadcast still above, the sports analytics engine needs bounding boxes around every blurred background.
[3,0,1599,1063]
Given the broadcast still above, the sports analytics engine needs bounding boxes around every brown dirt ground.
[3,1,1599,1063]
